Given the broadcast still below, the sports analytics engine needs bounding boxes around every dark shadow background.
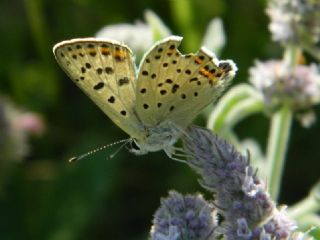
[0,0,319,239]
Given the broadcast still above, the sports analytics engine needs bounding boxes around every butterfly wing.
[53,38,144,139]
[135,36,236,129]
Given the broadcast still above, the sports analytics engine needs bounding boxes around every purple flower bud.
[182,126,274,238]
[183,126,274,228]
[236,218,252,238]
[263,207,297,239]
[151,126,306,240]
[151,191,216,240]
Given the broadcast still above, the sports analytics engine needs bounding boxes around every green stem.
[288,181,320,219]
[295,214,320,230]
[224,98,264,130]
[207,84,261,131]
[283,44,301,69]
[266,106,293,201]
[288,195,320,219]
[145,10,171,41]
[266,45,300,201]
[23,0,50,61]
[302,43,320,63]
[213,98,264,149]
[169,0,199,51]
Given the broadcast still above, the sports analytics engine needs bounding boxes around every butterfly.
[53,36,237,159]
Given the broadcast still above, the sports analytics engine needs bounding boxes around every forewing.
[53,38,144,139]
[135,36,236,128]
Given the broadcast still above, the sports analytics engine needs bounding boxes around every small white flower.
[95,10,171,61]
[267,0,320,45]
[249,60,320,126]
[96,22,153,59]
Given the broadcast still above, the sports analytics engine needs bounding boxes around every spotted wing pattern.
[53,38,144,139]
[135,36,236,128]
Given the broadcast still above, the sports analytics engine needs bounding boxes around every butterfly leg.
[164,146,189,163]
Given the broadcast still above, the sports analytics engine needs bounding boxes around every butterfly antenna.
[108,139,133,159]
[68,139,131,163]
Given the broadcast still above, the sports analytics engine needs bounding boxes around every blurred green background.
[0,0,319,239]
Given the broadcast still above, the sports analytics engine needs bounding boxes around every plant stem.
[295,214,320,230]
[284,45,301,69]
[288,181,320,219]
[288,195,320,219]
[302,43,320,63]
[266,45,300,201]
[224,98,264,130]
[207,84,261,131]
[169,0,199,51]
[23,0,50,61]
[266,106,293,201]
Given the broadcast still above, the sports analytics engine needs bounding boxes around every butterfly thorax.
[133,121,183,154]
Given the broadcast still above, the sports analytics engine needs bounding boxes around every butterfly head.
[130,121,183,155]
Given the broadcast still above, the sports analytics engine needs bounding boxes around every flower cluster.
[267,0,320,45]
[0,98,44,188]
[1,99,29,162]
[149,125,309,240]
[249,60,320,126]
[182,126,275,239]
[151,191,216,240]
